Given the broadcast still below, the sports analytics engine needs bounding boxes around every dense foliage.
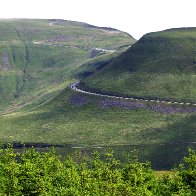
[0,147,195,195]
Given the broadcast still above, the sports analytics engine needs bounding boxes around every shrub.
[0,146,195,195]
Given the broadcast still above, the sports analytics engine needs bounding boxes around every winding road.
[70,82,196,106]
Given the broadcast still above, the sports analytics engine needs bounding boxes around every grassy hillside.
[81,28,196,102]
[0,22,195,169]
[0,87,195,169]
[0,19,135,111]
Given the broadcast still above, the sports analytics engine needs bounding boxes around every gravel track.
[70,82,196,107]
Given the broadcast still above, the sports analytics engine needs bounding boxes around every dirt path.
[70,82,196,106]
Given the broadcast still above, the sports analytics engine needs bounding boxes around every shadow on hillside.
[137,113,196,169]
[19,112,196,170]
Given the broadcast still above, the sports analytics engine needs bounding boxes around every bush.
[0,146,195,195]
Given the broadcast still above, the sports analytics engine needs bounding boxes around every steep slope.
[0,19,135,111]
[81,28,196,102]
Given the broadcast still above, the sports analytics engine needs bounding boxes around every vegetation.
[82,28,196,102]
[0,146,195,195]
[0,20,195,171]
[0,88,195,169]
[0,19,135,111]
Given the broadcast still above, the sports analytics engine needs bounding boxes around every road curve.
[70,82,196,106]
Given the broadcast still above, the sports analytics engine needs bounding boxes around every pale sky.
[0,0,195,39]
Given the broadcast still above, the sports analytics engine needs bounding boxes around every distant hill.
[0,19,135,111]
[81,28,196,102]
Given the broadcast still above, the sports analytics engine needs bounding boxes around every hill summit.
[81,28,196,102]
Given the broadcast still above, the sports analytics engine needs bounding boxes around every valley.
[0,19,195,170]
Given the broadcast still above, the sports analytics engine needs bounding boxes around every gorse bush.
[0,146,195,195]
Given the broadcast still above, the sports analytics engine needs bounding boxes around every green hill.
[0,19,135,111]
[0,23,195,169]
[81,28,196,102]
